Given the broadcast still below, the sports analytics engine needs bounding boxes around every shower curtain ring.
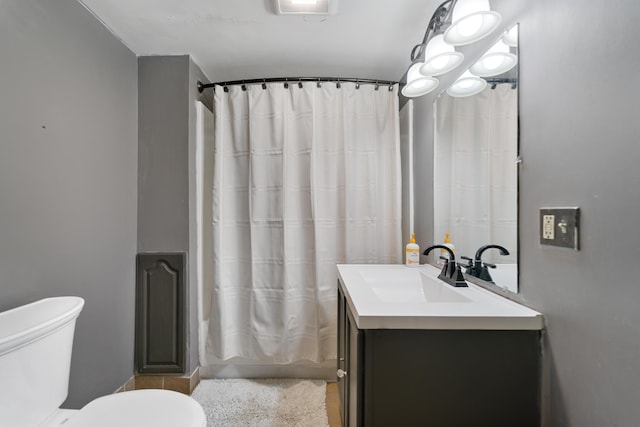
[284,78,289,89]
[241,81,247,91]
[355,80,360,89]
[336,79,341,89]
[298,79,303,89]
[223,84,229,93]
[375,81,380,91]
[262,79,267,90]
[317,78,321,88]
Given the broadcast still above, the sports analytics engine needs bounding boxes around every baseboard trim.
[199,361,336,380]
[116,367,200,395]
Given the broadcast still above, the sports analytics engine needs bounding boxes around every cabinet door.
[135,252,186,373]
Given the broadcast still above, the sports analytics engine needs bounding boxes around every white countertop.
[337,264,544,330]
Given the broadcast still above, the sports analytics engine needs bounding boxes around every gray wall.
[0,0,138,408]
[138,56,190,253]
[519,1,640,425]
[413,0,640,425]
[138,55,210,374]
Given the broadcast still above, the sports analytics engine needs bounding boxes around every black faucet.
[423,245,468,287]
[461,244,510,283]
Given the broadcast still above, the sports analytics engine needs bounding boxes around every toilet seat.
[63,389,206,427]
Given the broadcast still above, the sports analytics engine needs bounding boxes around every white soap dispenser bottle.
[405,233,420,267]
[438,232,455,264]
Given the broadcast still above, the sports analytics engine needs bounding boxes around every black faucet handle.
[460,256,473,268]
[438,256,450,278]
[483,262,497,269]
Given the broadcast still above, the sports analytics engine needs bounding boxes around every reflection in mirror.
[433,25,519,293]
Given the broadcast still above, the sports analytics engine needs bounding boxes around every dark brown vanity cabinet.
[337,283,542,427]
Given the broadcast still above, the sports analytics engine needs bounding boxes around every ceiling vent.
[274,0,337,15]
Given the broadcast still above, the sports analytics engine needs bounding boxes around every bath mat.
[191,378,329,427]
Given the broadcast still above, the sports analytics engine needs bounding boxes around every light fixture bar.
[408,0,457,63]
[401,0,511,98]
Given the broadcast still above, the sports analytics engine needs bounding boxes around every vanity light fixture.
[420,34,464,76]
[443,0,501,46]
[400,0,504,98]
[469,39,517,77]
[401,62,439,97]
[401,0,462,98]
[446,70,487,97]
[274,0,336,14]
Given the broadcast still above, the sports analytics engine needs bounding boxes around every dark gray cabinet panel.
[338,280,542,427]
[136,253,186,373]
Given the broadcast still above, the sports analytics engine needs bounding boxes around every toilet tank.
[0,296,85,427]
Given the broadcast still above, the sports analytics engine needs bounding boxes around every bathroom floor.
[187,379,341,426]
[326,382,341,427]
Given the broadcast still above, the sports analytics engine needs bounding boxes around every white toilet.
[0,297,206,427]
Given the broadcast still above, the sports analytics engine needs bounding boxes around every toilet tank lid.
[64,389,206,427]
[0,297,85,357]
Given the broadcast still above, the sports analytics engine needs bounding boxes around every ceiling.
[77,0,442,83]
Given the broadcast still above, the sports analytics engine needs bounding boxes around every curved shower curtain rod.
[485,77,518,89]
[197,77,399,93]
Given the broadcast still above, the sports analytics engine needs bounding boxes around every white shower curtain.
[204,82,401,364]
[433,84,518,263]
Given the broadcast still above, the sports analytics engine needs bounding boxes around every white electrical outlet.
[540,208,580,250]
[542,215,555,240]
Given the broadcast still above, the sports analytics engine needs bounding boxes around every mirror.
[433,25,519,293]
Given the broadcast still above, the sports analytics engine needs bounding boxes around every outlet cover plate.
[539,207,580,250]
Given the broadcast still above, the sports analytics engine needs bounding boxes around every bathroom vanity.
[336,264,544,427]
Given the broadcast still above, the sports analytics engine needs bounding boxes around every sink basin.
[359,268,470,303]
[337,264,544,330]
